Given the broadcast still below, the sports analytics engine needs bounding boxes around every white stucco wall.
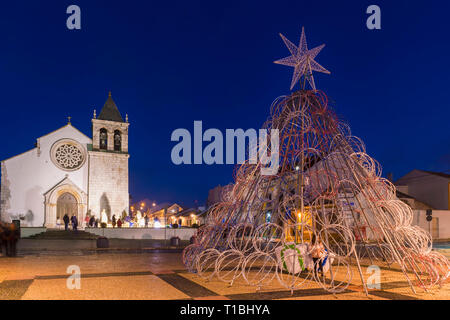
[413,210,450,239]
[1,124,92,226]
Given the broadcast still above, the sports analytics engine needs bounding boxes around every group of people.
[62,214,78,231]
[60,211,154,229]
[84,214,123,228]
[110,215,123,228]
[86,215,100,228]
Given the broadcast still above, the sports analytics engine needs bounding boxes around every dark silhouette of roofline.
[97,92,124,122]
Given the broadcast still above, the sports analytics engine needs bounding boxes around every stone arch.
[44,177,87,228]
[57,192,77,221]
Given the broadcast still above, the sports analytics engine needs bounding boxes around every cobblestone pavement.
[0,252,449,300]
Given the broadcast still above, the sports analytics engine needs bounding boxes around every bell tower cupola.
[91,92,129,153]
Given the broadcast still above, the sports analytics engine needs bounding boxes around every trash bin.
[97,236,109,248]
[170,236,180,247]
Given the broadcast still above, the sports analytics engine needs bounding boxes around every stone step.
[25,230,99,240]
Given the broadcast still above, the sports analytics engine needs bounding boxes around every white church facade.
[0,93,130,227]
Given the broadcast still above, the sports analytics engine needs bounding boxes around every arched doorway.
[44,176,87,228]
[56,192,78,222]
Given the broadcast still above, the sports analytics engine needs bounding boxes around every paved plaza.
[0,251,449,300]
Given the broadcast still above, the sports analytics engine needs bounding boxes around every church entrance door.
[57,192,78,223]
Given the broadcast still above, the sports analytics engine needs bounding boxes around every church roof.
[421,170,450,179]
[1,123,91,163]
[98,92,124,122]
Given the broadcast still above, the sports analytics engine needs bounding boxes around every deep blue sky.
[0,1,449,207]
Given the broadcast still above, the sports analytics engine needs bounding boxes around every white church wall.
[1,124,92,226]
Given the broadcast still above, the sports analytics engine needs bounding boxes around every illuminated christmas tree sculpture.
[182,27,450,295]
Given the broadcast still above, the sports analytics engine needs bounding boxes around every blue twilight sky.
[0,1,449,207]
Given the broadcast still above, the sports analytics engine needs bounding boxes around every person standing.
[310,234,325,277]
[0,222,19,257]
[117,218,122,228]
[89,215,95,228]
[112,214,116,228]
[71,215,78,231]
[84,214,90,229]
[144,214,149,228]
[63,214,70,231]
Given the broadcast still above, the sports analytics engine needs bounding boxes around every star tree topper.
[274,27,330,91]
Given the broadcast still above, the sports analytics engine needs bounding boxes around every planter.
[170,236,180,246]
[97,236,109,248]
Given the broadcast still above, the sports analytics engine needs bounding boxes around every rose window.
[51,140,86,171]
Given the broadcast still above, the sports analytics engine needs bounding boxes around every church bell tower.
[88,92,130,221]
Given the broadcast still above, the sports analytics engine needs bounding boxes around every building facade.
[395,170,450,210]
[0,93,130,227]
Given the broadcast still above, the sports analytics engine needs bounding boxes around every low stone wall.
[18,239,97,250]
[20,227,47,238]
[86,227,197,240]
